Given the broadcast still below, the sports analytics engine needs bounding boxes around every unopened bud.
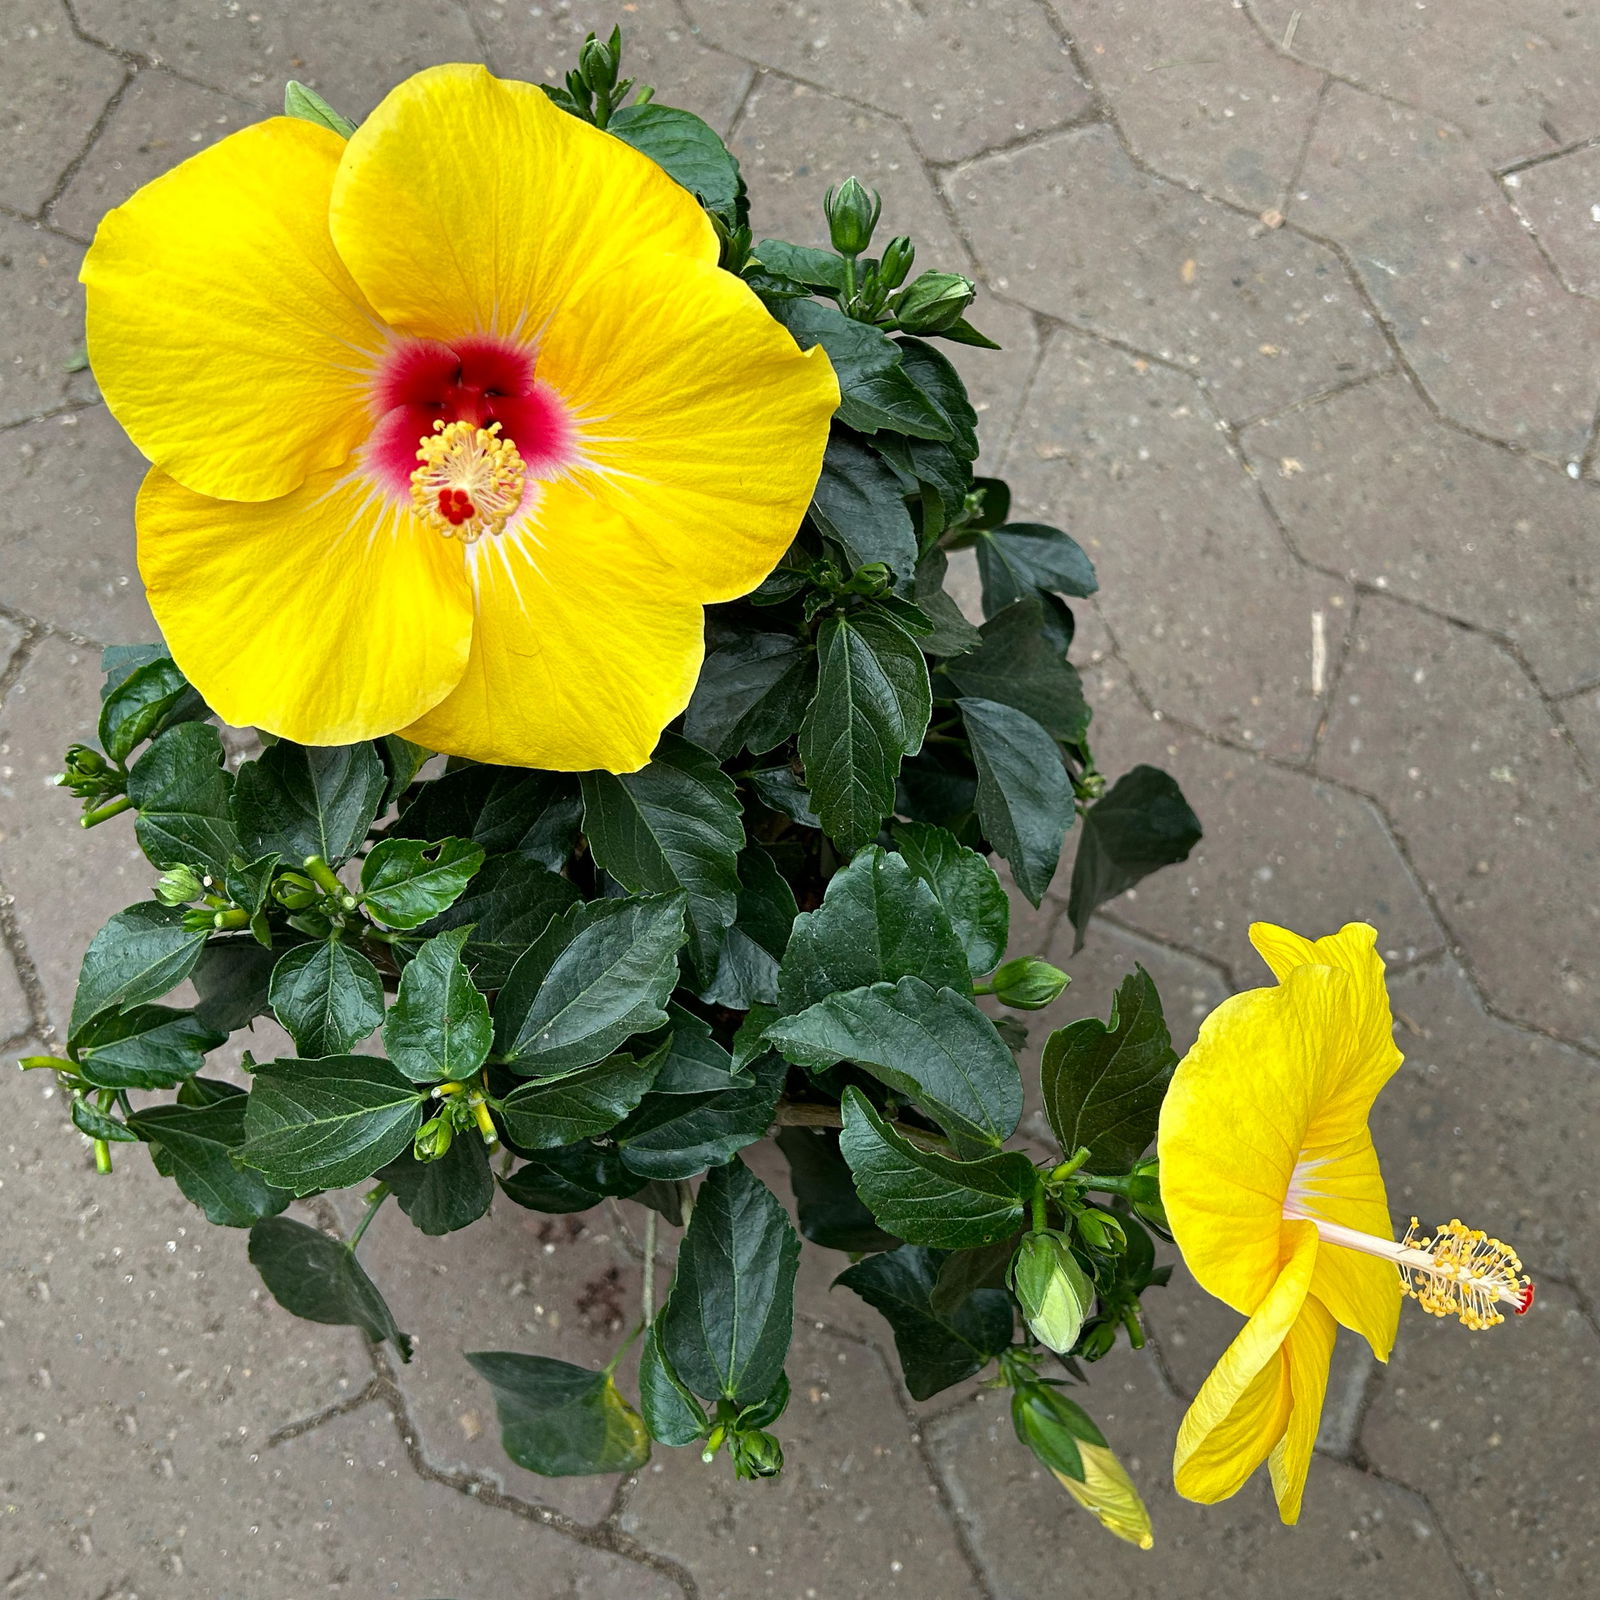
[878,235,915,289]
[1011,1383,1153,1549]
[991,956,1070,1010]
[893,270,976,333]
[1010,1229,1094,1354]
[414,1113,454,1162]
[730,1428,784,1479]
[154,865,205,906]
[579,31,620,93]
[1074,1209,1126,1254]
[824,176,881,256]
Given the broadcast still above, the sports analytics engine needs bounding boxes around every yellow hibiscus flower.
[81,64,838,772]
[1158,922,1531,1523]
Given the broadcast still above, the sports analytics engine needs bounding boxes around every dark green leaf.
[493,896,687,1077]
[383,927,492,1083]
[838,1088,1036,1249]
[606,102,740,216]
[466,1352,650,1476]
[177,1074,247,1108]
[912,548,983,657]
[499,1142,643,1213]
[834,1244,1012,1399]
[894,337,978,460]
[639,1322,708,1445]
[799,611,931,855]
[766,977,1021,1154]
[391,766,581,869]
[129,1098,291,1227]
[615,1054,785,1181]
[650,1005,741,1094]
[411,853,580,988]
[268,940,385,1059]
[1065,765,1202,952]
[124,721,238,876]
[98,654,205,762]
[698,845,798,1011]
[931,1233,1022,1316]
[776,1125,898,1253]
[975,523,1098,616]
[944,597,1090,742]
[69,902,208,1041]
[580,735,743,987]
[239,1055,427,1194]
[359,836,485,929]
[892,821,1009,976]
[753,239,847,292]
[378,735,432,807]
[249,1215,412,1358]
[938,315,1002,349]
[1040,967,1176,1173]
[191,939,276,1032]
[71,1096,138,1142]
[958,697,1073,907]
[746,765,820,828]
[683,632,813,760]
[73,1004,224,1090]
[495,1049,663,1150]
[225,853,281,916]
[807,433,917,578]
[659,1157,799,1406]
[376,1137,493,1236]
[776,844,969,1015]
[232,741,386,867]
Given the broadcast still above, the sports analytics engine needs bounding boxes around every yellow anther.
[410,418,526,543]
[1398,1218,1534,1331]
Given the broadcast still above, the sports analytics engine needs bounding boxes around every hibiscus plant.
[38,30,1528,1551]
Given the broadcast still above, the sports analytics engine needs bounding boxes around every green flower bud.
[414,1113,454,1162]
[878,234,915,289]
[730,1427,784,1480]
[893,269,976,333]
[579,31,620,94]
[990,955,1070,1010]
[824,176,881,256]
[1011,1383,1153,1549]
[1130,1159,1168,1231]
[1074,1208,1126,1254]
[1077,1318,1119,1362]
[153,865,205,906]
[1009,1228,1094,1354]
[56,744,122,800]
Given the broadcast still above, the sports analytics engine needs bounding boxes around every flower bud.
[154,865,205,906]
[893,270,976,333]
[730,1427,784,1479]
[413,1113,454,1162]
[1009,1229,1094,1354]
[1011,1383,1153,1549]
[990,955,1070,1010]
[1074,1208,1126,1254]
[824,177,881,256]
[55,744,120,799]
[579,32,620,94]
[878,235,915,289]
[1130,1159,1168,1231]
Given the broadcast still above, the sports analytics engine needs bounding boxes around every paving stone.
[1319,595,1600,1050]
[1245,372,1600,695]
[1294,84,1600,462]
[0,406,155,642]
[1380,957,1600,1306]
[622,1321,985,1600]
[949,123,1387,422]
[0,9,125,217]
[930,1339,1470,1596]
[1070,648,1443,980]
[1003,326,1350,759]
[1251,0,1600,171]
[0,636,154,1036]
[729,72,1040,464]
[1057,0,1325,212]
[0,941,31,1044]
[72,0,482,119]
[469,0,754,134]
[0,215,88,430]
[0,1061,370,1598]
[686,0,1093,164]
[1362,1281,1600,1600]
[50,67,258,243]
[1561,683,1600,771]
[1507,145,1600,301]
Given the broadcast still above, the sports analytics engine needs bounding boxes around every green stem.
[970,980,995,997]
[1030,1186,1048,1234]
[302,854,345,897]
[348,1183,390,1252]
[1048,1147,1093,1185]
[604,1320,645,1377]
[1080,1172,1137,1198]
[842,252,859,307]
[81,795,134,828]
[641,1207,658,1326]
[93,1139,113,1175]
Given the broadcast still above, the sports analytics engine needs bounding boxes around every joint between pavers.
[36,65,135,227]
[1276,72,1335,222]
[1496,131,1600,179]
[1091,908,1242,996]
[1353,1464,1478,1600]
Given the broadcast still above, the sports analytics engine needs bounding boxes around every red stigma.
[437,487,476,525]
[1515,1282,1535,1315]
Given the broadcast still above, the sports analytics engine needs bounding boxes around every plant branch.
[770,1098,954,1154]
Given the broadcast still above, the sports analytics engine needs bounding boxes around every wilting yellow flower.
[1158,922,1531,1523]
[82,64,838,771]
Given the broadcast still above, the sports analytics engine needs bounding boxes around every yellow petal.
[329,64,717,346]
[1249,921,1402,1127]
[402,477,705,771]
[539,253,838,601]
[1159,967,1347,1313]
[83,117,386,502]
[138,463,472,744]
[1054,1443,1155,1550]
[1268,1294,1337,1524]
[1173,1222,1317,1505]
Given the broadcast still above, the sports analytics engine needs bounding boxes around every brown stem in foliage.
[770,1099,952,1154]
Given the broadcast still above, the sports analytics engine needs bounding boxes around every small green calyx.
[153,864,206,906]
[1010,1229,1094,1355]
[990,956,1070,1010]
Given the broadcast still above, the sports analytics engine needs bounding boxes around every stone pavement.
[2,0,1598,1594]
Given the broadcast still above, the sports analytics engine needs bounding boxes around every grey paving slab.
[1294,83,1600,461]
[1362,1281,1600,1600]
[1507,143,1600,302]
[50,67,258,243]
[0,6,125,217]
[685,0,1094,164]
[1564,683,1600,771]
[1319,595,1600,1051]
[948,122,1388,423]
[1004,326,1351,759]
[1244,371,1600,695]
[0,215,89,430]
[1056,0,1326,213]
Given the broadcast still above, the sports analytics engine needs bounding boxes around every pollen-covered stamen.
[410,419,525,543]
